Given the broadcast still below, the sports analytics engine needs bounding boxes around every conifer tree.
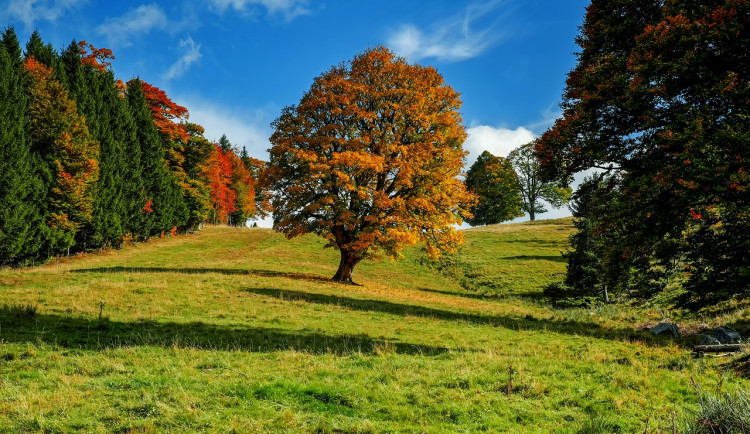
[127,79,184,236]
[0,32,41,265]
[116,81,146,239]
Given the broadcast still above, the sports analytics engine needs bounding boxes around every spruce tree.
[127,79,180,236]
[0,34,41,265]
[87,70,126,246]
[24,30,56,67]
[117,81,145,239]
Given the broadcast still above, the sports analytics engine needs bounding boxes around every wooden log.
[693,344,744,353]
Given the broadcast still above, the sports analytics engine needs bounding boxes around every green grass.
[0,220,746,432]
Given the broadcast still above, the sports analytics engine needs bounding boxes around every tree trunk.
[529,210,536,221]
[332,249,361,284]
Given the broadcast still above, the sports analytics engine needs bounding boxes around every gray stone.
[699,335,722,346]
[651,322,680,338]
[713,326,742,344]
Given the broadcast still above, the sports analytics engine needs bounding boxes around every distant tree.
[218,134,232,153]
[203,144,236,224]
[227,151,256,226]
[508,142,571,221]
[266,47,475,283]
[240,147,272,218]
[464,150,523,226]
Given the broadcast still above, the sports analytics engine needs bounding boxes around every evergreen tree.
[127,79,183,236]
[117,81,146,239]
[88,70,126,246]
[24,30,56,67]
[0,32,42,265]
[218,134,232,153]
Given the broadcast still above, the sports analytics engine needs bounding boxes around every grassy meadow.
[0,219,747,432]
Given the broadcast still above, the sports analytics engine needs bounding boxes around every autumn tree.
[227,150,256,226]
[508,142,571,221]
[25,56,99,255]
[203,144,236,224]
[241,147,272,218]
[465,151,523,226]
[266,47,475,283]
[538,0,750,304]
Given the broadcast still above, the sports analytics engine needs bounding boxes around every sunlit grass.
[0,221,746,432]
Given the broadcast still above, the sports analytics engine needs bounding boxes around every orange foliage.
[267,47,475,281]
[24,57,99,233]
[140,81,190,143]
[78,40,114,73]
[202,144,236,223]
[227,151,256,218]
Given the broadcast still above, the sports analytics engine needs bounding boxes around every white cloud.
[164,36,202,80]
[208,0,309,21]
[387,1,505,62]
[3,0,86,27]
[96,3,167,47]
[463,125,536,166]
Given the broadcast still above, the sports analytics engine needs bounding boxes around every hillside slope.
[0,221,744,432]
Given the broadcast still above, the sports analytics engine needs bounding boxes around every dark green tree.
[128,79,179,237]
[464,151,523,226]
[23,30,56,67]
[0,30,43,265]
[508,142,571,221]
[218,134,232,153]
[538,0,750,304]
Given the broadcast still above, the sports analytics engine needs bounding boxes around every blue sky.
[2,0,590,222]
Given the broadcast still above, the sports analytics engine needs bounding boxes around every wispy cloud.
[96,3,167,47]
[208,0,309,21]
[2,0,86,28]
[387,1,507,62]
[164,36,202,80]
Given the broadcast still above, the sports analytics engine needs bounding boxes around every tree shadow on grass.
[245,287,687,348]
[0,305,449,356]
[415,287,548,302]
[501,255,567,263]
[71,266,333,284]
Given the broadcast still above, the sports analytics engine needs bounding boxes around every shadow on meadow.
[69,267,684,349]
[0,305,449,356]
[500,255,567,263]
[71,266,333,284]
[244,287,681,348]
[415,286,549,301]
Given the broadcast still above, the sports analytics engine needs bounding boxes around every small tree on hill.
[266,47,475,283]
[509,142,571,221]
[465,150,523,226]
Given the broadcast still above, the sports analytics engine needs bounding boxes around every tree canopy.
[266,47,475,283]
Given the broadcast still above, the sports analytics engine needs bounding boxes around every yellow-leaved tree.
[266,47,475,283]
